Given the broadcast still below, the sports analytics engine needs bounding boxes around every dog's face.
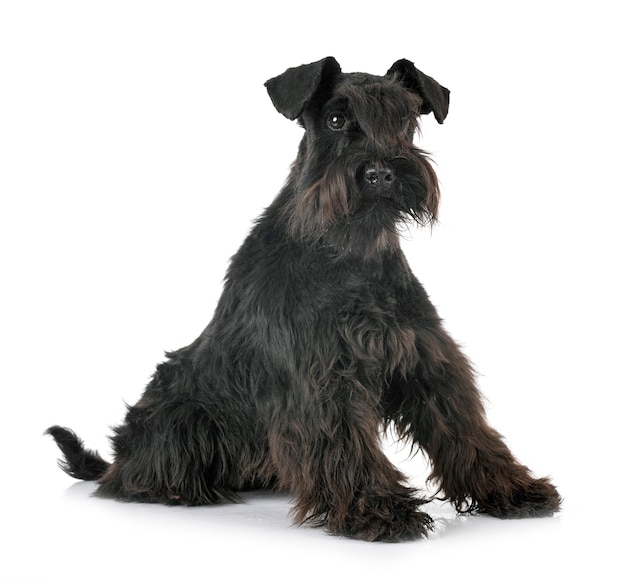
[265,58,450,255]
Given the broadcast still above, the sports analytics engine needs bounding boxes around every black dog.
[47,57,561,541]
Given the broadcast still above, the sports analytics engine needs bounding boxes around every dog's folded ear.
[265,57,342,120]
[387,60,450,124]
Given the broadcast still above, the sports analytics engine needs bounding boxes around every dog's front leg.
[268,385,432,542]
[387,323,561,518]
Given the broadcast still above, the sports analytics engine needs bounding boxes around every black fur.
[47,57,561,541]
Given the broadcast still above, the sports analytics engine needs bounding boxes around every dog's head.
[265,57,450,255]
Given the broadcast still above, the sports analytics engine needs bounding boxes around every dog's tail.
[45,426,110,481]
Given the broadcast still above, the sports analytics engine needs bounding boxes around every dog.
[47,57,561,541]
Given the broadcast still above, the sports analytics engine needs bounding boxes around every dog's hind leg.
[94,398,243,505]
[388,324,562,518]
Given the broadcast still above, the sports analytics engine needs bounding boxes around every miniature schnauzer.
[48,57,561,541]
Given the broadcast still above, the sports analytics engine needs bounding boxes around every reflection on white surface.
[58,478,529,542]
[6,477,575,580]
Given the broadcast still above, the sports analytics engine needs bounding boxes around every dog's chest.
[331,272,419,379]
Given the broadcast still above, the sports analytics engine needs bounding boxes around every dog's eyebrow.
[324,97,351,114]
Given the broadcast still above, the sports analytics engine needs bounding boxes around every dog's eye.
[328,113,347,131]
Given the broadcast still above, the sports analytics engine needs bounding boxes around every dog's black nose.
[365,166,395,188]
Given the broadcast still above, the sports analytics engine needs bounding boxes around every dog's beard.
[282,148,440,255]
[380,153,440,227]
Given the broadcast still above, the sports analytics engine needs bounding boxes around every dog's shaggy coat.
[48,57,561,541]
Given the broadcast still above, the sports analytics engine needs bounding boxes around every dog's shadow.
[62,480,494,541]
[63,481,303,535]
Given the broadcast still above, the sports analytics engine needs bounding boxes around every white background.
[1,1,624,578]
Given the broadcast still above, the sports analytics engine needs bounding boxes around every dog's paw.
[329,493,434,542]
[477,477,562,519]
